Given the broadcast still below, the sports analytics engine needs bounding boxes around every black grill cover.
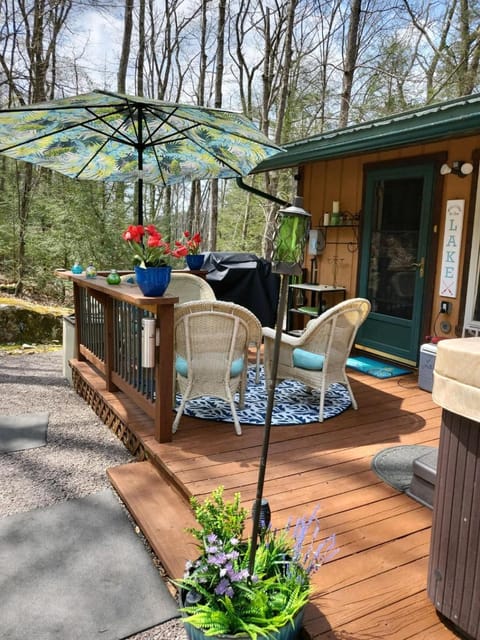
[202,252,280,328]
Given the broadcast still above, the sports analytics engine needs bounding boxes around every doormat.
[0,489,179,640]
[0,412,49,453]
[346,355,412,379]
[371,445,436,492]
[178,365,352,425]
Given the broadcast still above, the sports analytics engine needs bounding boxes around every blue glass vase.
[134,265,172,297]
[185,254,205,270]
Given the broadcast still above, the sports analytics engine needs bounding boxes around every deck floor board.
[71,360,459,639]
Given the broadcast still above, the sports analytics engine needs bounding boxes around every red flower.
[122,224,144,244]
[174,244,189,257]
[178,230,202,255]
[122,224,179,267]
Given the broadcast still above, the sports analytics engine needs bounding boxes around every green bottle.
[107,269,121,285]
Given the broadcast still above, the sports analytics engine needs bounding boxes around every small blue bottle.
[71,261,83,274]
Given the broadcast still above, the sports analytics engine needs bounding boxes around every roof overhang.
[254,93,480,173]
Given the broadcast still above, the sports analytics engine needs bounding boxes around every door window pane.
[367,178,423,319]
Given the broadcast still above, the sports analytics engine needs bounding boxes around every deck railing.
[68,273,178,442]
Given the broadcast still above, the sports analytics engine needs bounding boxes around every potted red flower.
[122,224,186,296]
[175,231,204,270]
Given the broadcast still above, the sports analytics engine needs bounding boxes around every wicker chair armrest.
[262,326,299,347]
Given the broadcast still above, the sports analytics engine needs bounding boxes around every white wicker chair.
[262,298,371,422]
[165,272,216,303]
[166,274,263,380]
[224,303,263,384]
[173,300,253,435]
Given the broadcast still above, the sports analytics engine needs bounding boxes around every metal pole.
[137,106,144,226]
[248,272,289,575]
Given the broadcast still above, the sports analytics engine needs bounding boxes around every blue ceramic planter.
[134,265,172,297]
[185,254,205,270]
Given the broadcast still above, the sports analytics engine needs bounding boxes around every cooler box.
[418,343,437,392]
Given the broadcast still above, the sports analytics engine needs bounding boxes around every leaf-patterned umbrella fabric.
[0,90,283,186]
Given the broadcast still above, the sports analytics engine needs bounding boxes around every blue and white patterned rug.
[176,365,352,426]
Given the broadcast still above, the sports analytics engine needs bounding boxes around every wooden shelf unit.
[287,282,347,333]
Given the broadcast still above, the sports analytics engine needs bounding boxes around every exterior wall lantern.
[440,161,474,177]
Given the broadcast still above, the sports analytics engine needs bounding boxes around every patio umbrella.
[0,90,283,225]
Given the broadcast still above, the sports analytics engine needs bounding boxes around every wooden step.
[107,460,197,579]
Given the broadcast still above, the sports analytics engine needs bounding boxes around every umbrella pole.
[248,272,289,575]
[138,176,144,226]
[138,105,144,226]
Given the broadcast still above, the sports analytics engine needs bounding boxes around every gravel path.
[0,349,187,640]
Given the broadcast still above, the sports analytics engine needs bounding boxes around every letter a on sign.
[439,199,464,298]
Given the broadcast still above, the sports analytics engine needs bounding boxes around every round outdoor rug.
[371,445,436,492]
[176,365,352,426]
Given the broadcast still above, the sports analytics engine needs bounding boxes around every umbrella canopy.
[0,90,284,224]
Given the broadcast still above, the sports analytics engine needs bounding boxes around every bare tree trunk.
[116,0,134,220]
[137,0,145,96]
[208,0,226,251]
[339,0,361,127]
[262,0,297,259]
[403,0,457,100]
[118,0,134,93]
[12,0,71,292]
[189,0,208,238]
[275,0,296,143]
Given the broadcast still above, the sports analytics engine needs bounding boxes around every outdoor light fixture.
[440,161,474,177]
[270,196,312,276]
[249,195,311,574]
[251,498,271,536]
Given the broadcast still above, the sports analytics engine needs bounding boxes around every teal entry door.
[357,163,435,364]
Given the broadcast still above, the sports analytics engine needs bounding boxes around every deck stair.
[107,460,197,579]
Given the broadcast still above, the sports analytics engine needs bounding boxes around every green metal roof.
[255,93,480,172]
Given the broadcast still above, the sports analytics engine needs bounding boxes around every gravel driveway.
[0,349,187,640]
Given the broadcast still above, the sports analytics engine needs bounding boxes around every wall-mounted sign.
[439,199,464,298]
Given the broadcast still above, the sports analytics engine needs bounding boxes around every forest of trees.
[1,0,480,301]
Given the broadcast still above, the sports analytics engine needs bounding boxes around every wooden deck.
[71,358,463,640]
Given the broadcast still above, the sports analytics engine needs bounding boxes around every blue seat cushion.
[292,348,325,371]
[175,355,244,378]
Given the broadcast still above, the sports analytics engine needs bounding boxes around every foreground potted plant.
[175,230,204,270]
[175,487,337,640]
[121,224,186,295]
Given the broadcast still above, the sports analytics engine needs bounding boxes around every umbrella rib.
[140,105,197,185]
[74,107,142,179]
[145,103,281,150]
[0,105,138,155]
[139,105,238,183]
[140,104,254,177]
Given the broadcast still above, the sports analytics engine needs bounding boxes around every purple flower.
[207,552,227,566]
[205,544,219,553]
[214,578,234,597]
[220,562,233,577]
[230,568,249,582]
